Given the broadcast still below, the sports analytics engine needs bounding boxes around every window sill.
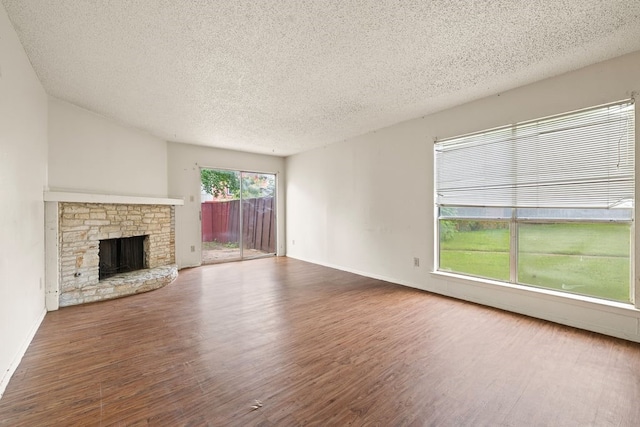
[430,270,639,315]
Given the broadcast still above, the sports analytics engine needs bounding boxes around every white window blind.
[435,100,635,209]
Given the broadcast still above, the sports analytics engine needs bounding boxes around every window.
[435,100,635,303]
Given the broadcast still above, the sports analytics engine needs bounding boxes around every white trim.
[44,202,59,311]
[286,254,421,289]
[0,308,46,399]
[44,191,184,205]
[635,99,640,309]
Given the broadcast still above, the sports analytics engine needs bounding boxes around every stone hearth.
[55,201,177,307]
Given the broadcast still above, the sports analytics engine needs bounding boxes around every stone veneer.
[58,202,177,307]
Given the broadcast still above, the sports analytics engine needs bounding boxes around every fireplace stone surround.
[44,192,183,310]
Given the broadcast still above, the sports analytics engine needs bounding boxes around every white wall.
[287,50,640,342]
[167,142,285,268]
[48,98,168,197]
[0,4,48,397]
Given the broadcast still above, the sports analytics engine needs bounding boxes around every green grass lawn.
[439,222,631,302]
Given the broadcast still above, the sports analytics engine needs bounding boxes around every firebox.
[99,235,147,280]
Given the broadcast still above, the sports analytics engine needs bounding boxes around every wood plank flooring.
[1,257,640,426]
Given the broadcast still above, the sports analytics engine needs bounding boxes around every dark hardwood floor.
[1,257,640,426]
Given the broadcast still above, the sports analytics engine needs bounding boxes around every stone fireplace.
[44,192,183,309]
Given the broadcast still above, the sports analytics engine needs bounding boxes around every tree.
[241,174,275,198]
[201,169,276,200]
[439,207,457,241]
[201,169,240,199]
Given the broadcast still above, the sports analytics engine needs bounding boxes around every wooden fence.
[201,197,275,253]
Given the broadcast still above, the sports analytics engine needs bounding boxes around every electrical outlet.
[191,245,195,252]
[292,240,295,245]
[413,257,420,267]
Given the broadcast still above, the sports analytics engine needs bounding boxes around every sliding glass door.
[241,172,276,259]
[200,168,276,264]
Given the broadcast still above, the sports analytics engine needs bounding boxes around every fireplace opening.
[99,235,147,280]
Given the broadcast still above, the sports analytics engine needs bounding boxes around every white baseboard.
[0,308,47,399]
[287,254,419,288]
[286,255,640,343]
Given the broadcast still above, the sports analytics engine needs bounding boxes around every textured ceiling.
[3,1,640,156]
